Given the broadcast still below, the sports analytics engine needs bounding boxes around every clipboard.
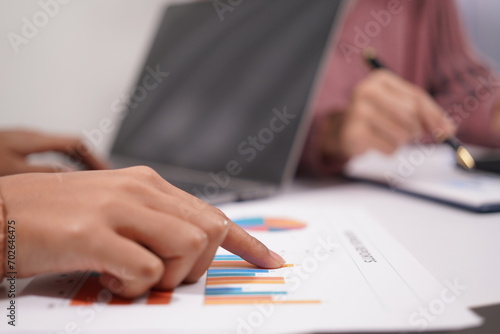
[344,145,500,213]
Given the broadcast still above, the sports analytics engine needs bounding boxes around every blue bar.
[205,288,287,296]
[233,217,264,227]
[208,269,270,274]
[207,273,257,277]
[206,287,242,294]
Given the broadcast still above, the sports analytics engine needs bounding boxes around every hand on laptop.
[0,129,108,176]
[322,70,456,158]
[0,167,285,298]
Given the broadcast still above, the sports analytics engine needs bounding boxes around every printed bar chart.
[204,255,321,305]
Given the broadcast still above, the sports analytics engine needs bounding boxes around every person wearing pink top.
[301,0,500,175]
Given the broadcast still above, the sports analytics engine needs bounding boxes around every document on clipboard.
[344,144,500,213]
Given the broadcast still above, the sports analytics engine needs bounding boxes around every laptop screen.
[111,0,342,185]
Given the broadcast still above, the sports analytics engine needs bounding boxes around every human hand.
[0,167,284,298]
[0,129,108,176]
[323,70,456,158]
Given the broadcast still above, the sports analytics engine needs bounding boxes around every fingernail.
[269,250,286,266]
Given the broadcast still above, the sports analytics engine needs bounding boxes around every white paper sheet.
[0,195,481,333]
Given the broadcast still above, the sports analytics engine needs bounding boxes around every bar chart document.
[0,193,481,333]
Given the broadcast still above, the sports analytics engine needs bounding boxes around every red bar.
[70,275,101,306]
[146,290,174,305]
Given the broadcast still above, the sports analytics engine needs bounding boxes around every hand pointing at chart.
[0,167,285,298]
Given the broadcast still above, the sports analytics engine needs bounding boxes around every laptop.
[110,0,344,204]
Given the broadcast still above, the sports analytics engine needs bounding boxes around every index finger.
[221,221,285,269]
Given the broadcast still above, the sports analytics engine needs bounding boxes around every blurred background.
[0,0,499,157]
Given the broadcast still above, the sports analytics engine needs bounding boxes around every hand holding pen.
[322,48,458,161]
[363,48,475,169]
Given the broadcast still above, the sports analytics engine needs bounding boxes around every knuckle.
[118,176,148,194]
[186,231,208,251]
[138,257,164,281]
[130,165,160,180]
[205,217,228,239]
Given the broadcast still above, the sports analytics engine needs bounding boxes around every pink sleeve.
[428,0,500,147]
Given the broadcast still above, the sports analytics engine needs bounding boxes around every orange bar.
[209,261,260,268]
[70,275,101,306]
[266,219,306,228]
[109,296,133,305]
[146,290,174,305]
[205,296,273,305]
[205,297,321,305]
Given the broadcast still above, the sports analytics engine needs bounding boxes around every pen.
[362,47,475,170]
